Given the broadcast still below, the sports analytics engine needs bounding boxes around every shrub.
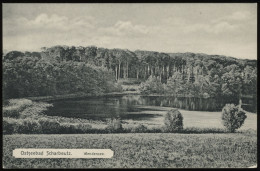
[146,127,163,133]
[113,82,123,92]
[3,107,20,118]
[3,99,33,118]
[3,117,42,134]
[18,118,41,134]
[8,98,33,108]
[139,76,164,94]
[20,102,53,119]
[131,124,148,133]
[221,104,247,133]
[3,117,22,134]
[3,118,13,134]
[106,118,123,133]
[75,123,92,133]
[106,82,123,93]
[38,118,61,134]
[3,99,52,119]
[59,123,78,134]
[164,109,183,132]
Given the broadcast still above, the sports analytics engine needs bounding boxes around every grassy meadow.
[3,133,257,168]
[123,106,257,131]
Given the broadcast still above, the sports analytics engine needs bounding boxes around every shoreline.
[14,92,221,102]
[15,91,140,102]
[4,92,256,113]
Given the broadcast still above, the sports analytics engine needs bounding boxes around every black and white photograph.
[2,3,257,168]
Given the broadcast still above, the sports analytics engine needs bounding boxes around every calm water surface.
[45,95,233,121]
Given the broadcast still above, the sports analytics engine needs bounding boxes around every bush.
[139,76,164,94]
[20,102,53,119]
[164,109,183,132]
[38,118,61,134]
[3,117,21,134]
[146,127,163,133]
[3,118,14,134]
[75,123,92,133]
[106,118,123,133]
[8,98,33,108]
[131,124,148,133]
[106,82,123,93]
[3,99,52,119]
[3,117,42,134]
[3,107,20,118]
[113,82,123,92]
[3,99,33,118]
[59,123,79,134]
[18,118,41,134]
[221,104,247,133]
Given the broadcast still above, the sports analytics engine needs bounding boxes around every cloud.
[210,21,237,34]
[2,8,256,59]
[177,11,251,35]
[182,21,237,34]
[3,13,97,51]
[32,13,68,27]
[157,15,239,35]
[70,16,96,29]
[228,11,251,20]
[212,11,252,24]
[3,13,95,35]
[99,20,150,37]
[162,17,187,26]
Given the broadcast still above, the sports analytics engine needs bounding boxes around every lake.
[45,95,247,121]
[44,94,257,130]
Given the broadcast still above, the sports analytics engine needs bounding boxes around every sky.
[2,3,257,59]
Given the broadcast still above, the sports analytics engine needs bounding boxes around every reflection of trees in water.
[134,96,219,111]
[118,95,219,111]
[46,95,255,120]
[119,95,220,111]
[121,95,142,105]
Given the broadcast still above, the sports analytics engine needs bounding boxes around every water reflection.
[46,95,245,120]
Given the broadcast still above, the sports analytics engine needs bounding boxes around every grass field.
[3,133,257,168]
[124,106,257,131]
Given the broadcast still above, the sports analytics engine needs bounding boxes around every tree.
[221,65,243,101]
[164,109,183,132]
[242,66,257,95]
[139,76,164,94]
[165,72,185,96]
[2,51,119,99]
[221,104,247,133]
[4,51,24,61]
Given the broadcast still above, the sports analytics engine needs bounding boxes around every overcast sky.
[3,3,257,59]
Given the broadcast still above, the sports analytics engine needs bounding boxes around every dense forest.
[3,45,257,106]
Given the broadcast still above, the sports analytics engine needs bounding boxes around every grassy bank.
[3,133,257,168]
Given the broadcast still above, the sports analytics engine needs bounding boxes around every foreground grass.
[3,133,256,168]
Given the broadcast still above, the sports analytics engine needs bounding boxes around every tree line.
[3,45,257,104]
[3,50,121,99]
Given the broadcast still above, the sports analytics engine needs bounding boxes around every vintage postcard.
[2,3,257,169]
